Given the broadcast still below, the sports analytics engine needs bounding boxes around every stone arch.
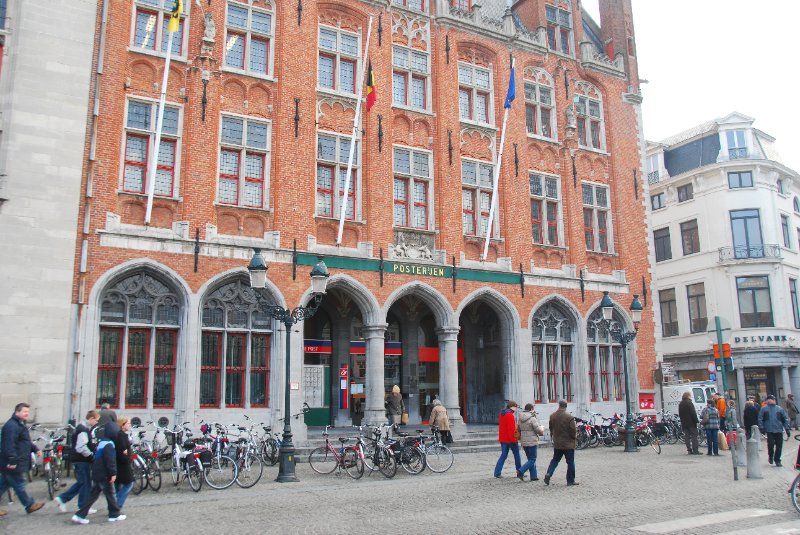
[381,282,455,328]
[456,287,521,332]
[325,273,382,325]
[542,146,559,173]
[412,118,431,147]
[247,83,273,114]
[197,267,286,310]
[90,259,191,311]
[456,40,496,67]
[222,79,247,111]
[318,2,368,32]
[392,114,412,144]
[527,293,581,330]
[129,59,157,89]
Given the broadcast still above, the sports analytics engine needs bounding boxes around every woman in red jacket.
[494,400,522,479]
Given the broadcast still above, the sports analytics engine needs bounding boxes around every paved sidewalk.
[3,442,799,534]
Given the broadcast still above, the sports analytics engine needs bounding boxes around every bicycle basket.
[166,431,182,446]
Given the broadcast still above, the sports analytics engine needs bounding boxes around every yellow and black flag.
[167,0,183,33]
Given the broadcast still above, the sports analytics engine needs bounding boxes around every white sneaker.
[88,508,98,515]
[71,515,89,525]
[108,515,126,522]
[54,496,67,513]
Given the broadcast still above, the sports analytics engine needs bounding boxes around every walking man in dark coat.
[0,403,44,516]
[678,391,701,454]
[544,400,578,486]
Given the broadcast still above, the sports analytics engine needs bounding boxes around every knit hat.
[392,385,400,394]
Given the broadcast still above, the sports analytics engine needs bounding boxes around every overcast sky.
[584,0,800,172]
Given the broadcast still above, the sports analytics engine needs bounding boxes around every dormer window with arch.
[392,0,426,13]
[524,68,556,140]
[575,81,605,151]
[545,3,572,55]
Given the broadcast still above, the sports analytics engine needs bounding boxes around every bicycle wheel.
[425,444,454,473]
[262,439,279,466]
[308,447,337,474]
[576,428,589,450]
[790,473,800,514]
[235,452,263,488]
[342,447,364,480]
[146,458,162,492]
[649,433,662,454]
[132,459,147,495]
[399,447,425,475]
[361,443,378,472]
[46,466,54,500]
[205,454,238,490]
[377,448,398,479]
[170,456,181,485]
[187,461,203,492]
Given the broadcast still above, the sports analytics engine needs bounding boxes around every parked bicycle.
[164,424,205,492]
[308,426,364,479]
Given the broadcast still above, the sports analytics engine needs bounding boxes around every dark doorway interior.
[459,302,504,424]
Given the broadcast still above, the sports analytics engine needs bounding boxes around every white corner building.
[648,112,800,406]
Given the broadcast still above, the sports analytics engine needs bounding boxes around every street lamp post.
[247,248,329,482]
[599,291,643,453]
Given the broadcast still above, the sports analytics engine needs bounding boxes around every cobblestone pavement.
[3,441,800,535]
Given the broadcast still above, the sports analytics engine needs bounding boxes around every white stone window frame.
[119,96,184,200]
[721,128,751,160]
[317,24,361,97]
[222,0,276,81]
[531,303,575,404]
[461,157,498,238]
[129,0,191,60]
[523,68,557,142]
[544,3,574,57]
[315,130,362,221]
[215,112,272,210]
[574,81,607,152]
[458,62,494,127]
[391,44,431,112]
[582,181,614,254]
[392,144,434,230]
[529,171,563,247]
[586,308,625,403]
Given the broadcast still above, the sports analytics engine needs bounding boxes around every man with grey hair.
[97,403,117,427]
[543,400,578,486]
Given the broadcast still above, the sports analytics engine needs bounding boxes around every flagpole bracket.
[297,0,302,26]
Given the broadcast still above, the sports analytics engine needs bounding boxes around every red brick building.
[70,0,654,437]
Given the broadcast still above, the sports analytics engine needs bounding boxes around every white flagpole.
[144,29,175,225]
[336,15,373,246]
[482,58,514,260]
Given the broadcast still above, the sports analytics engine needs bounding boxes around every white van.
[662,381,718,416]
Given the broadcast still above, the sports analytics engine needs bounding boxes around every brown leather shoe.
[0,510,8,517]
[26,503,44,514]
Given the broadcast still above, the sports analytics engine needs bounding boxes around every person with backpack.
[55,410,99,514]
[758,394,792,467]
[71,422,125,524]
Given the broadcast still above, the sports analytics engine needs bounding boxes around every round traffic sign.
[707,362,715,373]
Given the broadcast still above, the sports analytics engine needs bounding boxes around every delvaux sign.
[732,332,796,346]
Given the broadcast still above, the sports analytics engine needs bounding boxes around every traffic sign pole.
[715,315,738,481]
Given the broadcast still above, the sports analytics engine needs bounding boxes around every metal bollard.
[746,425,762,479]
[734,427,747,467]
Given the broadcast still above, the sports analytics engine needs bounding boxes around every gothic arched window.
[98,272,182,408]
[531,303,574,403]
[586,308,625,402]
[201,279,273,409]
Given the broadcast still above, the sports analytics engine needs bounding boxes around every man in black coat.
[678,392,701,455]
[0,402,45,515]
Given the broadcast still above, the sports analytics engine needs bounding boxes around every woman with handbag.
[700,399,721,456]
[493,400,522,479]
[385,385,405,426]
[429,399,451,443]
[517,404,545,481]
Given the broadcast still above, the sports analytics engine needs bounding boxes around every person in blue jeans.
[517,403,544,481]
[544,400,578,486]
[55,410,99,514]
[493,401,522,478]
[0,403,45,516]
[700,399,720,456]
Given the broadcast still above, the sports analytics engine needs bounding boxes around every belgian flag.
[365,60,376,112]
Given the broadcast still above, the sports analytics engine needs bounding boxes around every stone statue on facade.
[565,104,577,129]
[203,12,216,42]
